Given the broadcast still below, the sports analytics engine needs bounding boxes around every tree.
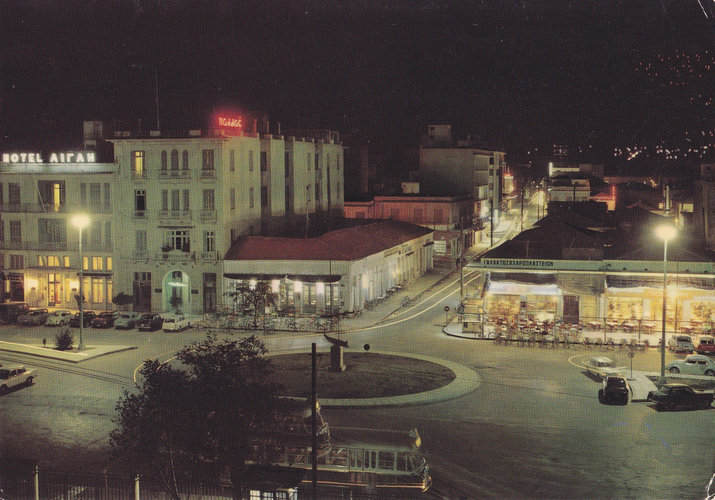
[225,281,276,327]
[110,334,284,499]
[169,295,183,313]
[112,292,134,311]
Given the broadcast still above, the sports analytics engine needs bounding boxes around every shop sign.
[482,258,555,268]
[2,151,97,163]
[216,116,243,129]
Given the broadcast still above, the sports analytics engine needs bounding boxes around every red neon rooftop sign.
[216,115,243,129]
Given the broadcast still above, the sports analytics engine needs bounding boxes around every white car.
[162,314,190,332]
[45,310,73,327]
[666,354,715,377]
[585,357,624,379]
[0,364,37,394]
[115,312,140,330]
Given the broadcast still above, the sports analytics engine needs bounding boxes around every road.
[1,217,714,498]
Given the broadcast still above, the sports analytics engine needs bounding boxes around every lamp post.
[655,224,676,383]
[71,214,90,351]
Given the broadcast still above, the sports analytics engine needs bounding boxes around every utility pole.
[459,216,465,299]
[490,200,494,247]
[520,185,524,232]
[311,343,317,498]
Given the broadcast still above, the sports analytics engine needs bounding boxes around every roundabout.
[268,350,482,408]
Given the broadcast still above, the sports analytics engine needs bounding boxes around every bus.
[0,302,29,324]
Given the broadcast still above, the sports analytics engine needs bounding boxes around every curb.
[0,341,137,363]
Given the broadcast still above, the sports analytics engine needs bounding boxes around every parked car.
[69,311,96,327]
[602,375,629,404]
[585,357,623,379]
[0,364,37,395]
[667,335,694,353]
[0,302,30,324]
[17,309,49,326]
[45,310,73,327]
[137,313,163,332]
[90,311,118,328]
[647,383,713,410]
[696,335,715,355]
[162,314,190,332]
[665,354,715,376]
[45,309,72,326]
[114,312,139,330]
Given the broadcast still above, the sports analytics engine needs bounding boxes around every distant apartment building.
[548,176,591,202]
[344,193,476,269]
[417,125,504,240]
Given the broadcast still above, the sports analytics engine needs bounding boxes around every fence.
[0,464,415,499]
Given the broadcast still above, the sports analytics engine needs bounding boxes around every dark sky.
[1,0,713,161]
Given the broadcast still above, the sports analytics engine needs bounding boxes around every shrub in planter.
[55,327,74,351]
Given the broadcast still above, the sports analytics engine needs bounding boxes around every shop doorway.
[563,295,579,324]
[162,270,190,314]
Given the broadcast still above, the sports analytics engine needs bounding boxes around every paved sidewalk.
[0,340,136,363]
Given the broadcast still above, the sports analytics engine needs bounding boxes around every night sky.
[2,0,713,164]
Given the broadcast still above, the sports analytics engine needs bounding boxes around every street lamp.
[655,224,676,382]
[71,214,90,351]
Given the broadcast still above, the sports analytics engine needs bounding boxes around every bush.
[55,327,74,351]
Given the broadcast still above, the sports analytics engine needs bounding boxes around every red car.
[696,336,715,355]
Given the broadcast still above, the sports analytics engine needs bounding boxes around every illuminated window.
[106,257,112,271]
[47,256,59,267]
[82,256,88,271]
[131,151,145,177]
[92,257,103,270]
[63,256,70,267]
[37,255,45,267]
[107,279,112,301]
[92,278,103,303]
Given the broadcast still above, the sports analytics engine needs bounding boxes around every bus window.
[350,449,363,469]
[330,448,349,468]
[379,451,395,470]
[397,453,408,471]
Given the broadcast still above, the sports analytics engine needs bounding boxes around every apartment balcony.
[199,251,219,263]
[0,241,68,251]
[158,210,192,224]
[131,170,148,180]
[199,209,217,222]
[155,250,195,264]
[158,169,191,180]
[133,209,148,220]
[199,169,216,180]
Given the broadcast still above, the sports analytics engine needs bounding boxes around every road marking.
[132,349,180,383]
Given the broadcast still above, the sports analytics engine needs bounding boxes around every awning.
[556,273,605,295]
[223,273,342,283]
[606,275,715,291]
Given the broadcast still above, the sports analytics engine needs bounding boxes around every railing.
[155,251,195,264]
[199,209,217,221]
[200,250,218,262]
[133,209,147,219]
[0,241,68,251]
[158,169,191,179]
[199,168,216,179]
[158,209,192,222]
[131,170,147,179]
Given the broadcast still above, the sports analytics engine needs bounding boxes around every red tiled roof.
[225,220,433,261]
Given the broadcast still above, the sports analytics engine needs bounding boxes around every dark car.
[647,383,714,411]
[17,309,49,326]
[90,311,118,328]
[602,375,629,404]
[137,313,163,332]
[69,311,97,328]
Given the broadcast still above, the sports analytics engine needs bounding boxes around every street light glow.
[655,224,676,242]
[70,213,90,230]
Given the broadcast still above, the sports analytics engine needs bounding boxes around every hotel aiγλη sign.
[2,151,97,163]
[482,258,555,268]
[216,116,243,129]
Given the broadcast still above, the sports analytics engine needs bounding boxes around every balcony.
[200,251,219,263]
[0,241,68,251]
[155,250,195,264]
[131,170,148,180]
[199,209,217,222]
[199,169,216,179]
[158,210,192,224]
[158,169,191,180]
[133,209,147,219]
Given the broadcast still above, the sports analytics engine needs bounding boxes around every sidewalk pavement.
[0,340,136,363]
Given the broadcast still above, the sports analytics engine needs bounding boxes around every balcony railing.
[199,169,216,179]
[158,169,191,179]
[133,209,147,219]
[0,241,68,251]
[199,209,217,221]
[200,251,218,263]
[158,210,192,223]
[131,170,148,180]
[155,251,195,264]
